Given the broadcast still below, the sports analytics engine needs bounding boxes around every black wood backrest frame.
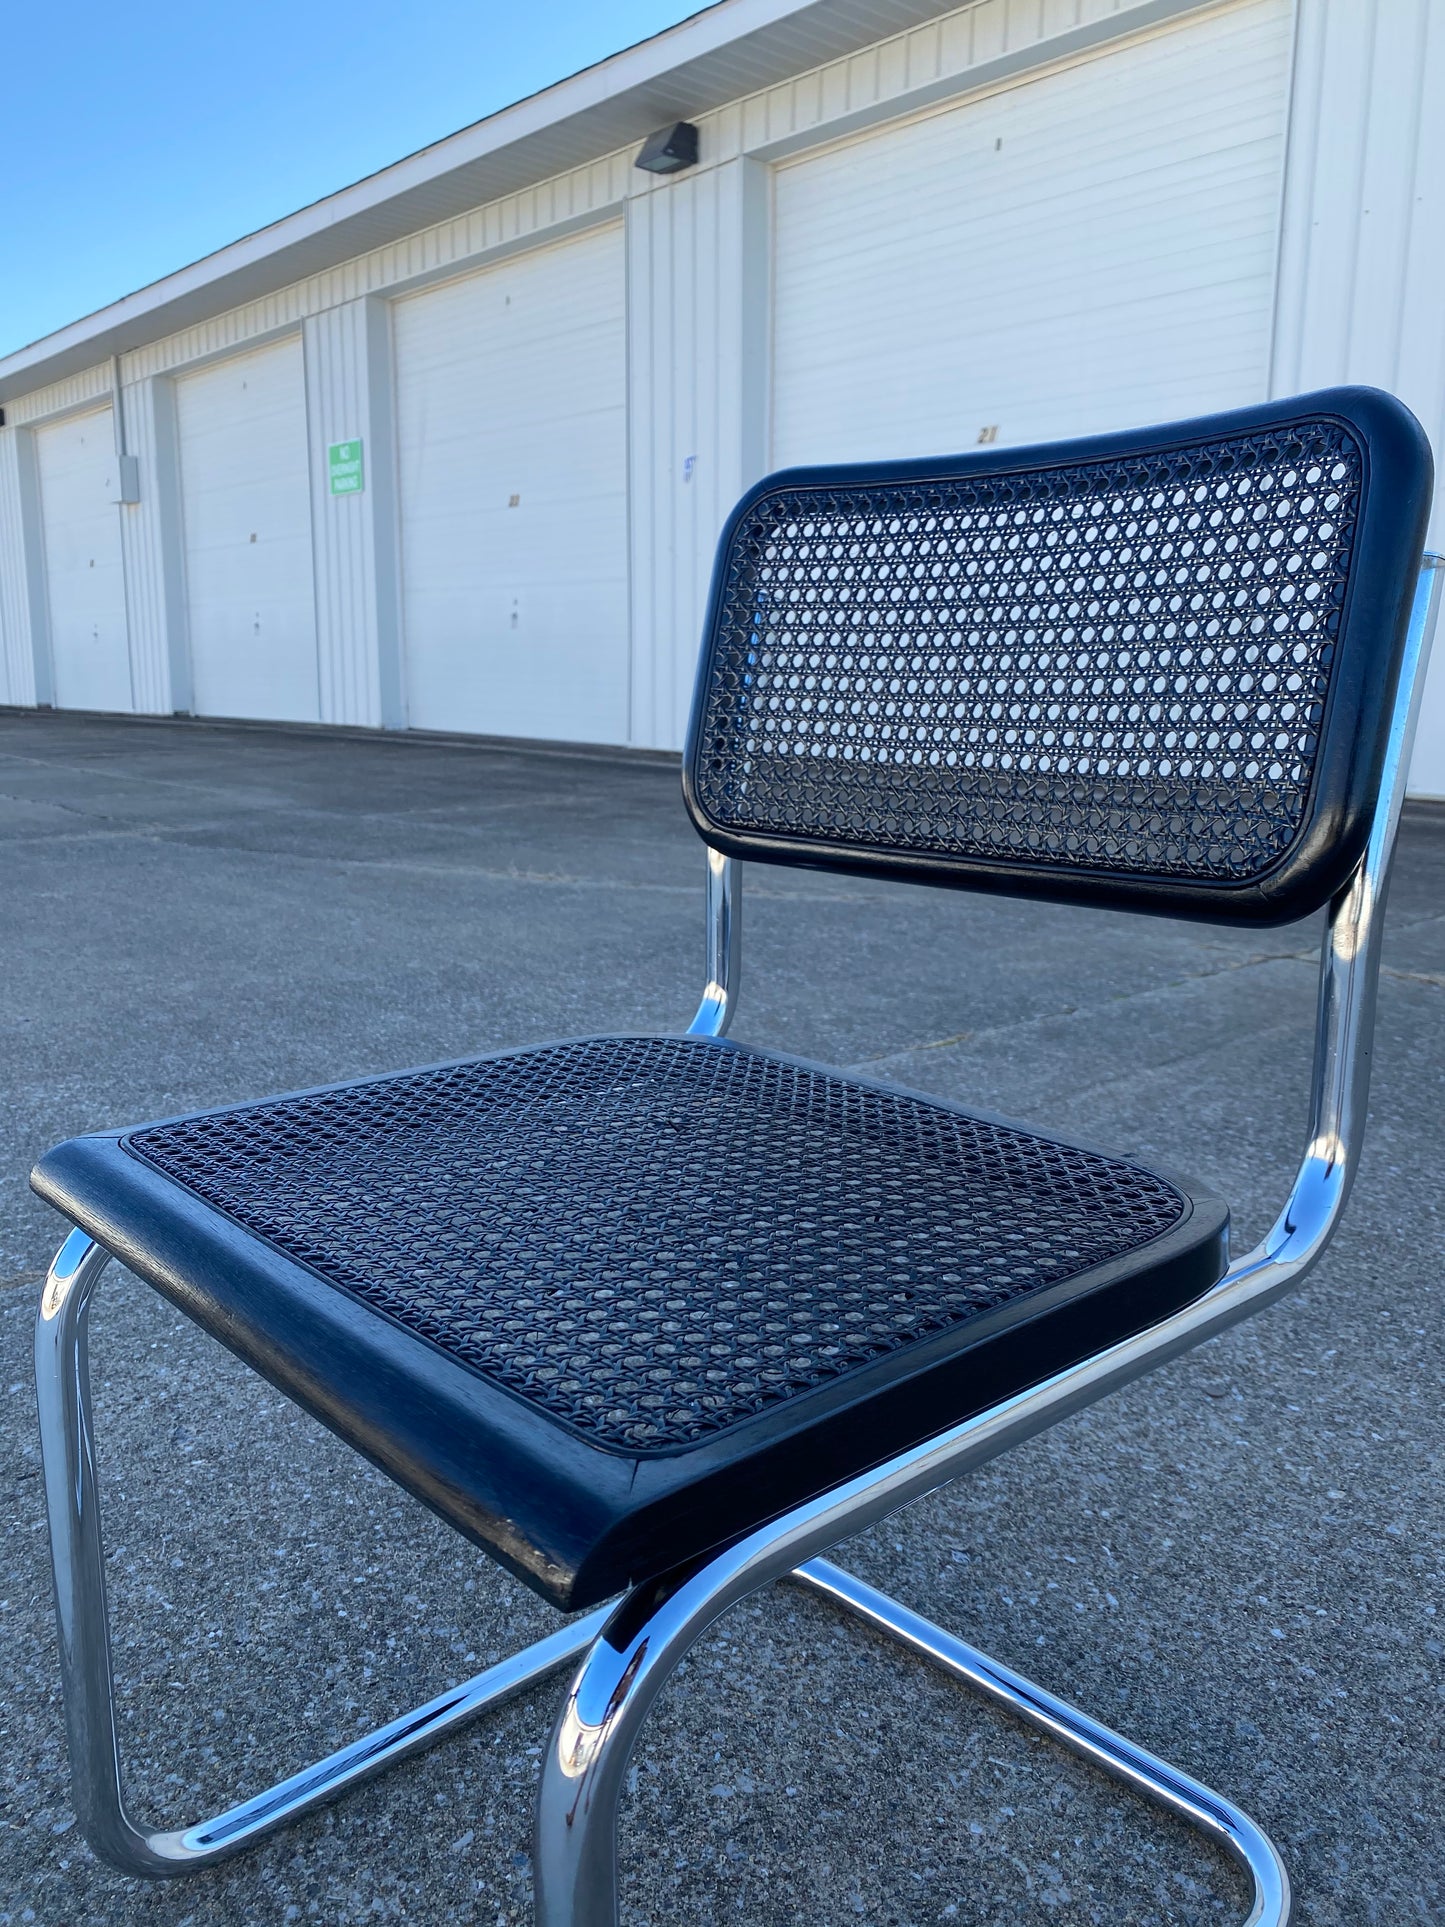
[683,388,1433,926]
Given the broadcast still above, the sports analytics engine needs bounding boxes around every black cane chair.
[33,387,1439,1926]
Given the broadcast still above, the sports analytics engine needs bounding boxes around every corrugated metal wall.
[626,156,769,751]
[1272,0,1445,794]
[116,376,176,714]
[304,299,399,729]
[0,0,1442,785]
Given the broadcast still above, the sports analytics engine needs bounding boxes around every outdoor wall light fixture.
[634,121,699,174]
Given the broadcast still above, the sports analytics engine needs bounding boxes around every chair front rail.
[534,556,1442,1927]
[1225,552,1443,1301]
[34,1230,613,1876]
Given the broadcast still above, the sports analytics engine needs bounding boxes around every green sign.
[328,439,364,496]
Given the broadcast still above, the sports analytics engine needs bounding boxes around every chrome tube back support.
[535,557,1443,1927]
[686,845,740,1036]
[1221,551,1443,1302]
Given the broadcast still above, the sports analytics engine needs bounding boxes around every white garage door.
[773,0,1292,466]
[35,407,133,712]
[176,336,318,723]
[394,223,629,742]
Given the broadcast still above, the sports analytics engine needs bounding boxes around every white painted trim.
[1265,0,1307,398]
[298,318,325,728]
[737,155,772,492]
[0,433,31,706]
[622,203,637,750]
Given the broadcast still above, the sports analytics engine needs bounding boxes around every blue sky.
[0,2,704,357]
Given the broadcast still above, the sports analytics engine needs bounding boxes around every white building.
[2,0,1442,790]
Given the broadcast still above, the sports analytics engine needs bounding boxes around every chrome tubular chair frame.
[33,554,1441,1913]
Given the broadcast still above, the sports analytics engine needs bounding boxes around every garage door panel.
[175,336,318,724]
[394,222,629,744]
[773,0,1292,466]
[35,407,133,713]
[402,588,625,741]
[405,529,620,585]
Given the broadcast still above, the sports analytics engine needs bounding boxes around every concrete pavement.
[1,711,1441,1926]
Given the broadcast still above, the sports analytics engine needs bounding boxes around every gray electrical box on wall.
[112,454,141,504]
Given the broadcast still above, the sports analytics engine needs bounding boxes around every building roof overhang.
[0,0,952,403]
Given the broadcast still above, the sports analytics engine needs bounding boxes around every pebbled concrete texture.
[0,709,1440,1927]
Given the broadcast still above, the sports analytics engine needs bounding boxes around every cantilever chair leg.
[533,1353,1293,1927]
[33,1229,612,1877]
[791,1559,1289,1926]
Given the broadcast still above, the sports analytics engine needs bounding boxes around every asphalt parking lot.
[0,711,1441,1927]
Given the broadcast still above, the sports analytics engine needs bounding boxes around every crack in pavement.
[847,940,1320,1071]
[0,745,665,824]
[1382,965,1445,989]
[0,822,891,904]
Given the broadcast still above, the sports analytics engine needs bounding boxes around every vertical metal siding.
[116,380,174,712]
[628,175,702,749]
[2,363,112,427]
[629,168,712,751]
[627,158,770,750]
[304,299,389,728]
[1272,0,1445,793]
